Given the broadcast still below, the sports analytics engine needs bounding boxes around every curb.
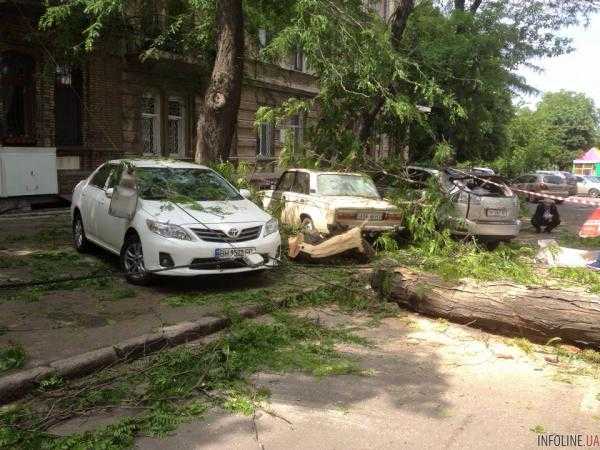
[0,300,283,405]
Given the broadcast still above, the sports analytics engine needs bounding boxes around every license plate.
[486,208,507,217]
[356,212,383,221]
[215,247,255,259]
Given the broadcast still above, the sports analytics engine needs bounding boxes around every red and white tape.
[450,169,600,207]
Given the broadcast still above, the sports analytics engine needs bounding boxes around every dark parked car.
[511,173,570,203]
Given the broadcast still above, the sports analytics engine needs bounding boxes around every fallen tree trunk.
[371,267,600,349]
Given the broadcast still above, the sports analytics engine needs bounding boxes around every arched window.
[0,52,36,145]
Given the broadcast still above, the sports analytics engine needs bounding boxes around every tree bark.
[372,267,600,349]
[356,0,414,149]
[469,0,483,14]
[454,0,465,11]
[195,0,244,163]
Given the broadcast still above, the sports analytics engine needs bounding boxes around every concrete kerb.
[0,296,292,405]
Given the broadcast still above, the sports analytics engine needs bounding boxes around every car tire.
[484,240,500,251]
[121,234,153,286]
[73,212,91,253]
[589,189,600,198]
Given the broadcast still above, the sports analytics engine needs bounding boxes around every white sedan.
[576,175,600,197]
[71,159,281,284]
[261,169,403,235]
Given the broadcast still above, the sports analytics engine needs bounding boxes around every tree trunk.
[356,0,414,150]
[372,267,600,349]
[195,0,244,163]
[469,0,483,13]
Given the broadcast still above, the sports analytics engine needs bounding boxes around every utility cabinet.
[0,147,58,197]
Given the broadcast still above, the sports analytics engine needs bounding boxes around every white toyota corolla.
[71,159,281,284]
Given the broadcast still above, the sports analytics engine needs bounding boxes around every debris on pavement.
[535,239,599,267]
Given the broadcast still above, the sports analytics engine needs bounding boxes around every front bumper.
[140,228,281,276]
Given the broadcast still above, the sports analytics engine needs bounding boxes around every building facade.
[0,1,317,206]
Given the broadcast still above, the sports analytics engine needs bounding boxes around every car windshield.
[135,167,242,201]
[586,176,600,183]
[317,174,380,199]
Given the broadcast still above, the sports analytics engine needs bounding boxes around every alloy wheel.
[124,241,146,278]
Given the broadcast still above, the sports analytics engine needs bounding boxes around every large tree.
[404,0,600,164]
[195,0,244,163]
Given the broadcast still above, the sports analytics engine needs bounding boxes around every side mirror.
[239,188,252,199]
[105,188,114,198]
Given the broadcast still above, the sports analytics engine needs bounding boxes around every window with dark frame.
[0,51,36,146]
[55,64,83,146]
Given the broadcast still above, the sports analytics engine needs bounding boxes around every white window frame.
[167,96,186,158]
[142,93,161,156]
[257,122,274,159]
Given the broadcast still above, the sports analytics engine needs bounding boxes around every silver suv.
[407,167,521,244]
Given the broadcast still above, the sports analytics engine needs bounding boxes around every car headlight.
[264,218,279,237]
[146,219,191,240]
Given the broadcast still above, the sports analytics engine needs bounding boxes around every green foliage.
[431,141,455,167]
[0,346,26,374]
[494,91,600,176]
[259,0,456,167]
[392,240,539,285]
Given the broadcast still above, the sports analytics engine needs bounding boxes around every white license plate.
[215,248,255,259]
[486,208,507,217]
[356,212,383,221]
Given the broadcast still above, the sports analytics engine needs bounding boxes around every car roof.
[107,158,210,170]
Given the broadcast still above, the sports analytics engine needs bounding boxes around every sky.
[516,13,600,109]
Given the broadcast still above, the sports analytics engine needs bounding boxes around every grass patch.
[0,310,369,448]
[508,337,535,354]
[389,240,539,285]
[1,224,71,250]
[549,267,600,294]
[0,346,26,374]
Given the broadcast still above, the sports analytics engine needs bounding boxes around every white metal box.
[0,147,58,197]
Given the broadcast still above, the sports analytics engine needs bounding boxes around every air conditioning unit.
[0,147,58,197]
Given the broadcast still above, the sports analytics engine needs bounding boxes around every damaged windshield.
[135,167,242,202]
[317,174,380,198]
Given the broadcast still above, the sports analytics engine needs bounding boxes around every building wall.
[1,9,319,197]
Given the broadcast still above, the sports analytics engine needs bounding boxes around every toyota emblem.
[227,228,241,238]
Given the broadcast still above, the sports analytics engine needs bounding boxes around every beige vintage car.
[261,169,403,235]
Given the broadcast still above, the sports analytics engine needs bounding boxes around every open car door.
[109,163,138,220]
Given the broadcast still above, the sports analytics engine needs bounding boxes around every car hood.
[140,199,272,225]
[320,196,397,210]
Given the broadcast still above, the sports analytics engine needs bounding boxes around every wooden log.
[288,227,364,259]
[371,267,600,349]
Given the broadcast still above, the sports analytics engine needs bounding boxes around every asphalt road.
[130,309,600,450]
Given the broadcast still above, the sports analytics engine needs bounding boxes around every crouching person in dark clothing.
[531,199,561,233]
